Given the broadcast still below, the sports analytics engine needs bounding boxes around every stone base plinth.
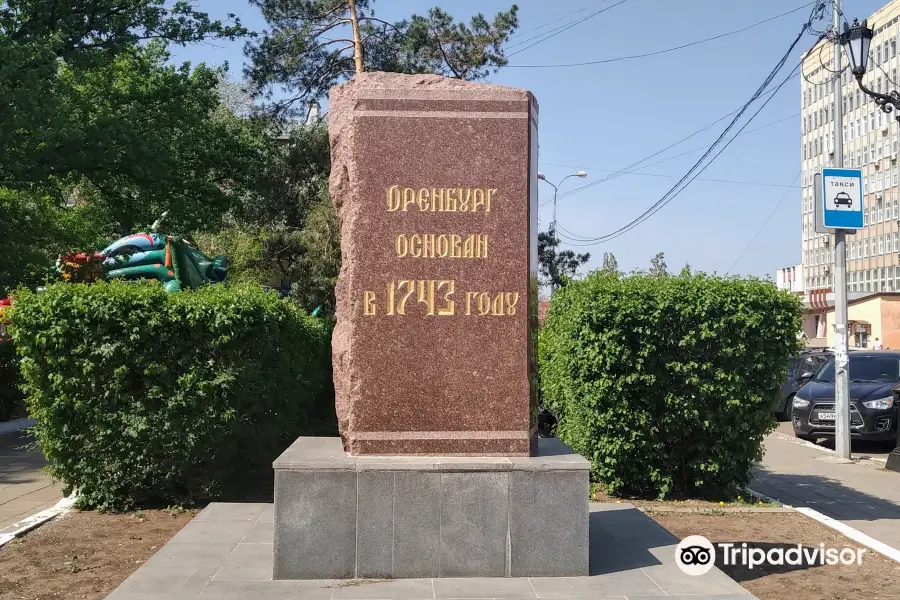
[272,436,589,579]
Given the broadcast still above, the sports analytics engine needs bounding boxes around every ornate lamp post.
[842,19,900,471]
[842,20,900,121]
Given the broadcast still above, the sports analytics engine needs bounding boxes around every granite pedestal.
[272,436,590,580]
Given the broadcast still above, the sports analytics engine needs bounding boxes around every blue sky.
[171,0,889,278]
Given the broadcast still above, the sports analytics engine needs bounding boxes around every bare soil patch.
[651,511,900,600]
[591,487,776,509]
[0,509,195,600]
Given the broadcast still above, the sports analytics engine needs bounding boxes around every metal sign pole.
[833,0,852,460]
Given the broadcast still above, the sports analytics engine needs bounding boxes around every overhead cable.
[540,107,800,207]
[562,61,804,246]
[725,171,802,274]
[507,2,816,68]
[505,0,627,58]
[551,1,824,245]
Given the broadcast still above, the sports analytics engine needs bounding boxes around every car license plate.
[817,411,836,421]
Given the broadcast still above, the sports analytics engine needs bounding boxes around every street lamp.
[537,170,588,236]
[841,19,900,120]
[842,18,900,471]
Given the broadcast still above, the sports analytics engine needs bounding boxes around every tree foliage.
[540,272,802,499]
[1,0,246,186]
[245,0,519,116]
[49,43,275,235]
[600,252,618,275]
[289,197,342,314]
[649,252,668,277]
[538,230,591,293]
[0,189,111,296]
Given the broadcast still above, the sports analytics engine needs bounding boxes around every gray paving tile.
[198,580,334,600]
[433,577,537,598]
[171,519,256,545]
[212,565,273,582]
[258,504,275,522]
[195,503,266,522]
[240,520,274,544]
[105,591,201,600]
[222,543,273,569]
[594,508,677,548]
[142,543,236,569]
[331,578,435,599]
[530,570,664,597]
[115,565,217,597]
[641,563,751,596]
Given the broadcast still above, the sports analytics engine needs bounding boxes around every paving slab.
[103,502,755,599]
[0,430,63,531]
[754,431,900,550]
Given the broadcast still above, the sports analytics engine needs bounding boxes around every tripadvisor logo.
[675,536,866,575]
[675,536,716,576]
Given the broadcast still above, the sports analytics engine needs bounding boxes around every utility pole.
[832,0,852,460]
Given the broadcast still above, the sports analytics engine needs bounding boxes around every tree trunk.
[347,0,365,74]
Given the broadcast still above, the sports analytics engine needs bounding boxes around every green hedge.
[0,340,24,422]
[540,272,802,500]
[11,281,335,510]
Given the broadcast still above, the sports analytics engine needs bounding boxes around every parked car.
[791,351,900,444]
[775,350,832,420]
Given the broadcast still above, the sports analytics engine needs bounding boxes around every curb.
[0,494,77,549]
[0,418,34,436]
[746,487,900,565]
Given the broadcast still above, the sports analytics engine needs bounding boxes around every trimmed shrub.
[540,272,802,500]
[0,340,24,422]
[11,281,335,510]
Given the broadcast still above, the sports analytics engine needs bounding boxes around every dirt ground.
[591,487,777,509]
[0,509,195,600]
[651,510,900,600]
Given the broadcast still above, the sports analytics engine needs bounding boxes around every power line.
[506,0,614,45]
[541,111,800,203]
[563,60,804,246]
[552,0,826,244]
[546,167,802,190]
[726,172,801,274]
[538,95,800,207]
[506,0,627,58]
[507,2,815,68]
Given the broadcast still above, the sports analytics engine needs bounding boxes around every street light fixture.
[841,19,900,120]
[537,170,588,236]
[841,18,900,471]
[841,19,872,78]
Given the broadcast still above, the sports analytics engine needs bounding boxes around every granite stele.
[272,72,590,580]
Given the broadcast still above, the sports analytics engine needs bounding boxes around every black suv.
[791,352,899,443]
[774,350,832,420]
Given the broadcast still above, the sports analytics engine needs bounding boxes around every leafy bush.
[11,281,335,510]
[0,340,24,422]
[540,272,802,500]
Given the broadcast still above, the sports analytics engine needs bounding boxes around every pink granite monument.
[328,72,540,456]
[273,73,588,580]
